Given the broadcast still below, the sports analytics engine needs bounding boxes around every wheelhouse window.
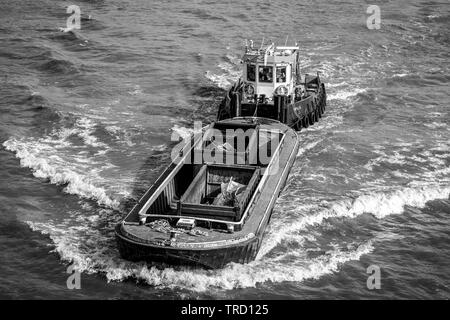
[276,66,287,83]
[258,66,273,83]
[247,64,256,81]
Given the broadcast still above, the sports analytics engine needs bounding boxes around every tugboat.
[217,40,327,130]
[115,117,299,269]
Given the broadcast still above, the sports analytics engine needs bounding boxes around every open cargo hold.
[115,118,300,268]
[177,164,261,222]
[140,122,281,225]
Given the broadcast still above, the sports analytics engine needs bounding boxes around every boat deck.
[118,118,299,250]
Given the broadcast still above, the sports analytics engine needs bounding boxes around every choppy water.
[0,0,449,299]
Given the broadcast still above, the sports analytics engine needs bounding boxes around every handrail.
[255,131,298,234]
[239,132,285,222]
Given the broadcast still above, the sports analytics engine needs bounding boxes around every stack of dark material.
[212,177,246,207]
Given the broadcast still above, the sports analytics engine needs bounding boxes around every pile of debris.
[146,219,208,237]
[213,177,246,207]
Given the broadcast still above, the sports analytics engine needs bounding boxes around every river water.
[0,0,449,299]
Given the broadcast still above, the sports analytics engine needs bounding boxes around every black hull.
[217,82,327,131]
[116,224,261,269]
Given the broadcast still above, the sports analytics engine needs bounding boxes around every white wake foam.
[26,183,449,292]
[26,216,374,292]
[424,122,448,130]
[3,138,120,209]
[205,61,241,89]
[297,139,323,156]
[126,241,374,291]
[327,88,367,101]
[258,185,450,257]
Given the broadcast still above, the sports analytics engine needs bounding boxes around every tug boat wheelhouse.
[217,41,327,130]
[115,118,299,269]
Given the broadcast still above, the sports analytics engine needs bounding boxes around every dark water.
[0,0,449,299]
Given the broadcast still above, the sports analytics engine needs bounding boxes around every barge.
[115,117,299,268]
